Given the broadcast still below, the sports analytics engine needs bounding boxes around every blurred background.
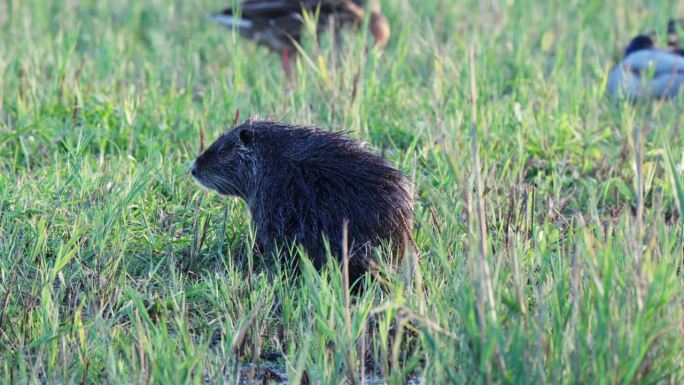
[1,0,684,384]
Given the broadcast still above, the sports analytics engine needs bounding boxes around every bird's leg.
[281,49,293,78]
[369,11,390,49]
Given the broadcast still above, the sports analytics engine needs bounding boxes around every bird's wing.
[621,50,684,77]
[608,63,684,99]
[216,1,301,18]
[212,0,307,42]
[240,0,305,17]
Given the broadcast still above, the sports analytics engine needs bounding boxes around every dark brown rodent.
[191,120,413,283]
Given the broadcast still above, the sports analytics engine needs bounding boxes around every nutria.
[191,120,413,282]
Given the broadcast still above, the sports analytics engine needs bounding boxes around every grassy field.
[2,0,684,383]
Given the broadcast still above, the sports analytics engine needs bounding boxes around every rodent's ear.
[238,127,254,146]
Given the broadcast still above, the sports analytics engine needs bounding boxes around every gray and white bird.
[607,27,684,100]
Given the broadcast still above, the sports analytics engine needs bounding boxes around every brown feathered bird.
[211,0,390,74]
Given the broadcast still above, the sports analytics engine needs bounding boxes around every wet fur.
[192,120,413,282]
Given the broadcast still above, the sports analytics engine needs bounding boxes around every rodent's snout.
[190,161,198,177]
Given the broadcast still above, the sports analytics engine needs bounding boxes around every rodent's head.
[191,123,257,198]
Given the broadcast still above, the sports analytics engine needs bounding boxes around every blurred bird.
[607,32,684,99]
[211,0,391,75]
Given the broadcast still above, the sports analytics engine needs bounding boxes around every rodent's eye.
[218,145,232,156]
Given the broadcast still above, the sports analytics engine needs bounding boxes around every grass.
[1,0,684,383]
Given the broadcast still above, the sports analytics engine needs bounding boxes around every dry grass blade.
[0,270,16,331]
[199,124,206,153]
[231,108,241,129]
[468,47,496,324]
[342,220,358,385]
[469,46,507,380]
[231,296,266,355]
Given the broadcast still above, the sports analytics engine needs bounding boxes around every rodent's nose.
[190,161,198,177]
